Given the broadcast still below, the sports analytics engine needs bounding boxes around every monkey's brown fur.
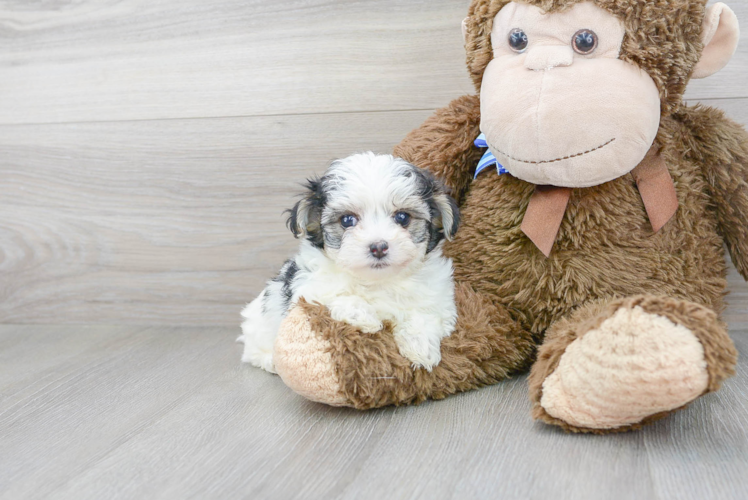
[278,0,746,432]
[298,281,535,409]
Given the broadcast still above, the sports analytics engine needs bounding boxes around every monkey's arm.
[682,105,748,280]
[394,95,483,204]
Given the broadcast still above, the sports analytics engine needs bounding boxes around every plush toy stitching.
[490,137,616,165]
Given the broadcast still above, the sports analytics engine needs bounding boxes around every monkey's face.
[479,2,661,188]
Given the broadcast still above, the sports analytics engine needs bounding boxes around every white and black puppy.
[239,152,460,373]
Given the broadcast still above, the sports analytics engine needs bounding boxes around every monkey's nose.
[369,241,389,259]
[524,46,574,71]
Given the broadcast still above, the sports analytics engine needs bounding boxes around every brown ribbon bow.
[520,146,679,257]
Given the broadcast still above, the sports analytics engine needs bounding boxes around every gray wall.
[1,0,747,325]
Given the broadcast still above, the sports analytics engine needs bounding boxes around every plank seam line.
[0,107,444,127]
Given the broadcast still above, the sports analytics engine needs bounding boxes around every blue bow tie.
[474,133,508,179]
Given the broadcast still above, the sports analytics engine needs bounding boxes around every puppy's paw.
[330,308,383,333]
[328,297,383,333]
[393,321,443,372]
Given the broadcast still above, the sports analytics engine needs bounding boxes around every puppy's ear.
[408,164,461,246]
[286,198,309,238]
[286,178,326,248]
[433,191,461,241]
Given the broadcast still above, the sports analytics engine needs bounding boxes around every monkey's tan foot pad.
[530,297,737,433]
[274,304,349,407]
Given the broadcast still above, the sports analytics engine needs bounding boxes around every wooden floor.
[1,269,747,500]
[2,0,748,498]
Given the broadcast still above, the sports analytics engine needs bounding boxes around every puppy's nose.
[369,241,389,259]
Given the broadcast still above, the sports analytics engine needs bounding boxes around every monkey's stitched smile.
[489,138,616,165]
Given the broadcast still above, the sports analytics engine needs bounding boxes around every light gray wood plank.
[0,325,237,500]
[0,322,745,500]
[0,109,432,325]
[0,0,745,125]
[0,324,137,401]
[0,0,474,125]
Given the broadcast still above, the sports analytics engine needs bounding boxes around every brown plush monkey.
[271,0,748,433]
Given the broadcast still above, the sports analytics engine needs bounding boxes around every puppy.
[238,152,460,373]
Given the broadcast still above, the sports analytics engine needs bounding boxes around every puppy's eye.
[572,29,598,55]
[508,28,528,53]
[340,214,358,229]
[394,212,411,227]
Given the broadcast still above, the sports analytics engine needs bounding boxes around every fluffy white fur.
[239,152,459,373]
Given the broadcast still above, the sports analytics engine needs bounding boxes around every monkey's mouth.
[488,138,616,165]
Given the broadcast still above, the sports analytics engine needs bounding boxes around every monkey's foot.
[274,285,535,409]
[274,304,348,407]
[529,296,737,433]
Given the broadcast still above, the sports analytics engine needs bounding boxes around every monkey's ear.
[692,3,740,79]
[462,17,469,45]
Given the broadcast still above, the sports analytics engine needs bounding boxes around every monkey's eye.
[394,212,411,227]
[340,214,358,229]
[508,28,528,53]
[572,29,598,55]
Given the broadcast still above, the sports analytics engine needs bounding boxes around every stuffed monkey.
[271,0,748,433]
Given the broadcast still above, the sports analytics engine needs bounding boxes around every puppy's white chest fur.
[293,243,457,370]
